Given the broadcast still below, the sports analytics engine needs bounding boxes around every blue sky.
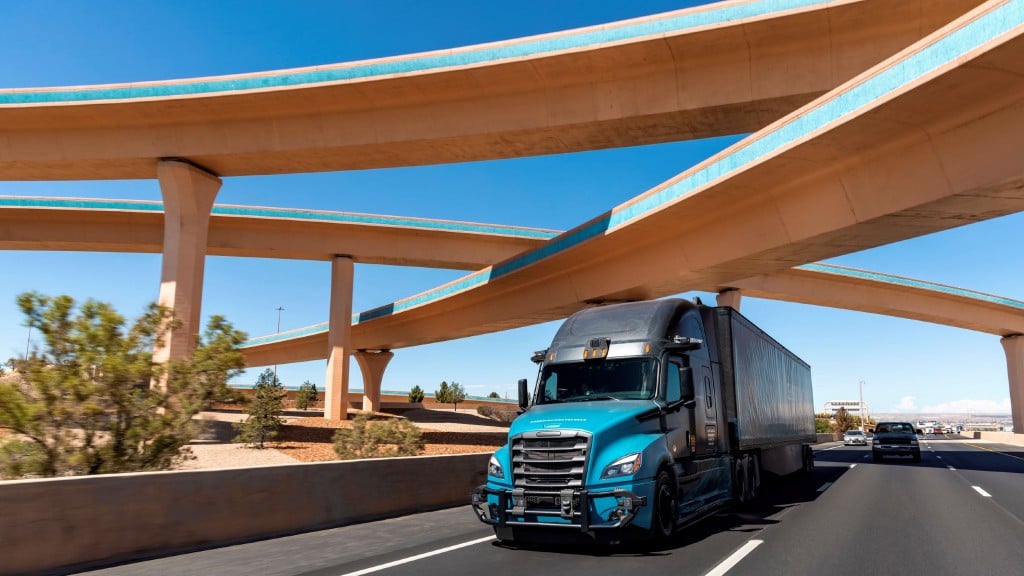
[1,0,1021,414]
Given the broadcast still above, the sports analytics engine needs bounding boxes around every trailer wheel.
[650,470,676,542]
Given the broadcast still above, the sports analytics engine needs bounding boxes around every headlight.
[601,452,642,478]
[488,455,504,479]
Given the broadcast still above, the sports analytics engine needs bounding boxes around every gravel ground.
[180,408,510,470]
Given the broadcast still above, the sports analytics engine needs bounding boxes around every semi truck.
[471,298,815,543]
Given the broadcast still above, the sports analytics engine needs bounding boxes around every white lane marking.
[937,456,942,459]
[948,466,957,471]
[863,455,870,459]
[816,482,833,492]
[705,539,764,576]
[849,464,857,469]
[338,535,496,576]
[973,486,992,498]
[821,445,842,451]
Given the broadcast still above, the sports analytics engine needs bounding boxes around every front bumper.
[873,444,918,456]
[471,484,647,533]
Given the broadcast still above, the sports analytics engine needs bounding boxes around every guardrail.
[0,453,489,575]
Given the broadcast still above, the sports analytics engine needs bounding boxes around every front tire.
[650,470,676,542]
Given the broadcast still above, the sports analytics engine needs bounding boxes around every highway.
[77,438,1024,576]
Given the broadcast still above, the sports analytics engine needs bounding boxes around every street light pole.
[274,307,284,384]
[24,325,32,359]
[859,380,865,431]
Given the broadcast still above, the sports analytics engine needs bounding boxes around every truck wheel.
[650,470,676,542]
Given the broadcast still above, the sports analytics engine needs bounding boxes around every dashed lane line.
[705,540,764,576]
[849,464,857,469]
[337,535,496,576]
[948,465,957,471]
[816,482,833,492]
[973,486,993,498]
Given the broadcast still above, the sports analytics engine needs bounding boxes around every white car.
[843,429,867,446]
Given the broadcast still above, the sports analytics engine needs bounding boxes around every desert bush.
[332,414,424,460]
[476,404,518,424]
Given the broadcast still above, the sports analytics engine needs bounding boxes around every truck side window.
[666,360,682,402]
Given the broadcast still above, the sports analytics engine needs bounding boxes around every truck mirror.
[680,366,695,401]
[518,378,530,410]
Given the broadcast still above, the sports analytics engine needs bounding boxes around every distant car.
[843,429,867,446]
[872,421,921,462]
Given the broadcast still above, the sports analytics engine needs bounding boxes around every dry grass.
[271,416,507,462]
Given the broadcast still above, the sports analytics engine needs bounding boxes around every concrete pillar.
[1001,334,1024,434]
[324,255,354,421]
[355,350,394,414]
[152,160,221,388]
[716,289,742,311]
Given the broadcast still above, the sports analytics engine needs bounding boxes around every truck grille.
[511,431,590,489]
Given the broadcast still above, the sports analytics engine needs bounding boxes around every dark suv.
[872,422,920,462]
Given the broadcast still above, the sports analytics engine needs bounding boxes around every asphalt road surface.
[77,438,1024,576]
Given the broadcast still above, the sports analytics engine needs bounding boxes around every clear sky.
[2,0,1021,414]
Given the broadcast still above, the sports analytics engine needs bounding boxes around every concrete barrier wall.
[0,453,489,576]
[973,431,1024,446]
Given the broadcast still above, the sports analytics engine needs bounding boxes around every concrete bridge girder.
[0,0,988,179]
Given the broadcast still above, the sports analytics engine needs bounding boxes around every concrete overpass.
[2,0,1024,427]
[5,193,1021,421]
[0,196,555,270]
[0,0,984,180]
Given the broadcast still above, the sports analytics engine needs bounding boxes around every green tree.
[332,413,423,460]
[233,368,285,449]
[487,391,501,399]
[408,385,424,403]
[295,380,318,410]
[831,407,857,434]
[434,381,451,406]
[0,292,246,478]
[448,381,467,412]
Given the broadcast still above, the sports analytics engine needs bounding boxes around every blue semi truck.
[471,298,815,543]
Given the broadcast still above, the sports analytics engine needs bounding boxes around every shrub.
[476,404,518,424]
[295,380,318,410]
[487,391,501,399]
[233,368,285,448]
[408,385,425,403]
[332,414,424,460]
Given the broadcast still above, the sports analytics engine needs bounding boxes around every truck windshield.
[537,358,657,403]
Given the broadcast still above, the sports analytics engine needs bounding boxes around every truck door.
[664,356,694,460]
[680,313,718,456]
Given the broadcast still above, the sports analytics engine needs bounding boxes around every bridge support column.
[152,160,221,389]
[716,289,742,311]
[324,255,354,420]
[1002,334,1024,434]
[355,350,394,414]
